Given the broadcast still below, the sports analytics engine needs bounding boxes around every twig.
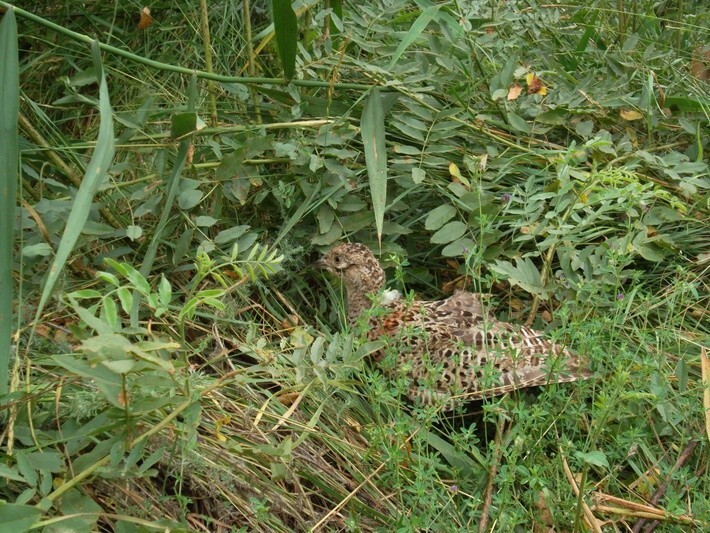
[559,447,603,533]
[593,493,695,525]
[701,346,710,444]
[631,440,699,533]
[594,504,694,524]
[479,416,506,533]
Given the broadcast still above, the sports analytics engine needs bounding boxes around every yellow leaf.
[620,109,644,121]
[526,74,547,95]
[214,416,231,442]
[449,162,470,187]
[449,162,462,179]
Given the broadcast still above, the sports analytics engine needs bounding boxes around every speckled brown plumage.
[317,242,592,408]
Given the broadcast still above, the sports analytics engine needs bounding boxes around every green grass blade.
[0,8,19,395]
[387,5,440,70]
[272,0,297,81]
[36,40,115,318]
[361,87,387,245]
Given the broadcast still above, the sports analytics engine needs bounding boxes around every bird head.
[316,242,386,297]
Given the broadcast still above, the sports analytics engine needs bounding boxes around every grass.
[0,0,708,531]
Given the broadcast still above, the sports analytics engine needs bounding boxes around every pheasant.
[316,242,591,408]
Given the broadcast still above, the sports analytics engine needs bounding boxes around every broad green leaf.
[490,258,548,296]
[14,452,38,487]
[158,275,172,307]
[196,216,219,227]
[22,451,64,473]
[68,297,114,335]
[102,296,119,330]
[412,167,426,184]
[506,111,532,133]
[361,88,388,244]
[458,190,493,212]
[44,489,101,533]
[215,225,250,244]
[116,287,133,314]
[575,450,609,469]
[311,223,342,245]
[0,463,25,482]
[22,242,52,258]
[105,259,151,295]
[441,238,476,257]
[0,8,19,395]
[68,289,104,299]
[431,221,467,244]
[665,95,710,113]
[125,224,142,241]
[316,205,335,234]
[178,188,204,210]
[387,5,441,69]
[216,147,247,180]
[36,41,115,320]
[329,0,343,37]
[0,503,42,531]
[102,359,137,374]
[52,354,123,407]
[272,0,298,81]
[425,205,457,231]
[170,111,206,139]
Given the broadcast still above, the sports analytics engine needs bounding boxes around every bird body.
[317,243,591,407]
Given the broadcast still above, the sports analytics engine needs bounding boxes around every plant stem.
[199,0,218,126]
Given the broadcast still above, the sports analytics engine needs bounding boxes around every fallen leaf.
[138,7,153,30]
[277,391,300,406]
[507,83,523,101]
[35,324,52,338]
[526,73,547,95]
[281,314,300,330]
[690,46,710,81]
[620,109,643,121]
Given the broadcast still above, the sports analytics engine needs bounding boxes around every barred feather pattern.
[317,243,591,409]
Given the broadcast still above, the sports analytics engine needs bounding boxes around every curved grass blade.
[360,88,387,245]
[0,8,19,395]
[36,40,115,318]
[272,0,297,81]
[387,5,441,70]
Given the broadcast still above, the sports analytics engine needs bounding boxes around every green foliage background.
[0,0,708,531]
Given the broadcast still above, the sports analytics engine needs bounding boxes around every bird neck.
[346,289,373,325]
[343,269,384,325]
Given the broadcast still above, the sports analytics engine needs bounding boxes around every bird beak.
[314,257,328,270]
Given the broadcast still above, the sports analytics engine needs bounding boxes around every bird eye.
[333,255,341,265]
